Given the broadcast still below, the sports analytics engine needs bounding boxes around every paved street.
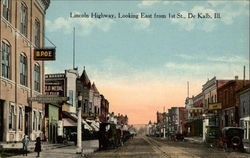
[88,136,250,158]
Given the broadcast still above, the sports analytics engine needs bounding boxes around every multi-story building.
[91,83,101,116]
[187,92,204,136]
[99,94,109,123]
[77,69,101,119]
[218,79,250,129]
[45,69,78,143]
[167,107,185,135]
[117,113,128,125]
[0,0,50,142]
[156,111,164,124]
[202,77,229,141]
[238,84,250,140]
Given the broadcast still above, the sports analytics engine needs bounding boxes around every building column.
[163,125,165,138]
[247,120,249,140]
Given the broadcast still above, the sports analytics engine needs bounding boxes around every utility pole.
[77,96,82,154]
[73,27,75,69]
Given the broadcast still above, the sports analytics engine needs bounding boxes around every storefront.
[45,104,59,143]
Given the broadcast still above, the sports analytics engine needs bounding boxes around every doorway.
[24,107,31,136]
[0,100,4,141]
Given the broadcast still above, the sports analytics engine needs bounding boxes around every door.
[24,107,31,136]
[0,100,4,141]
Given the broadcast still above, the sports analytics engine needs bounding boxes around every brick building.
[156,111,164,124]
[0,0,50,142]
[99,94,109,123]
[238,84,250,140]
[117,113,128,125]
[218,80,250,129]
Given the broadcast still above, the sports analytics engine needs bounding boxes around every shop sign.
[208,103,222,110]
[34,48,56,61]
[82,113,97,118]
[28,95,68,104]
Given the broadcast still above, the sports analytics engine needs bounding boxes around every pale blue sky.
[45,0,249,81]
[44,0,249,123]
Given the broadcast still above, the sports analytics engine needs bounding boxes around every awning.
[71,114,93,131]
[63,118,77,127]
[62,111,93,131]
[86,119,99,131]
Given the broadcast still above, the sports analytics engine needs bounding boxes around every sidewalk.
[3,140,99,158]
[184,136,203,144]
[184,137,250,153]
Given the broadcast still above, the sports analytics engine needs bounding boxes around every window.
[18,107,23,130]
[33,111,37,131]
[225,90,229,106]
[34,20,40,47]
[34,64,40,92]
[38,112,42,130]
[20,53,27,86]
[242,101,246,116]
[68,90,73,105]
[1,41,10,78]
[2,0,10,21]
[9,104,16,130]
[20,3,27,36]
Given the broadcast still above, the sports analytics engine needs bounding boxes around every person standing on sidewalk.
[22,135,29,156]
[35,137,42,157]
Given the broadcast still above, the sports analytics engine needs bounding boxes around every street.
[88,136,250,158]
[8,136,250,158]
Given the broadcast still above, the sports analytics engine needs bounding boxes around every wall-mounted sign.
[34,48,56,61]
[28,95,69,104]
[208,103,222,110]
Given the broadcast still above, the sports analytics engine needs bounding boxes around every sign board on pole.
[34,48,56,61]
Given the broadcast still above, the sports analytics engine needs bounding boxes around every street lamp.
[76,95,82,154]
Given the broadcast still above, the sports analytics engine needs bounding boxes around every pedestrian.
[34,137,42,157]
[22,135,29,156]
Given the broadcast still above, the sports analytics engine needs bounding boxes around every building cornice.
[35,0,50,11]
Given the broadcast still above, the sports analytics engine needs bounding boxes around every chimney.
[235,76,239,80]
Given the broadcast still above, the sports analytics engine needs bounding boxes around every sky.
[44,0,249,125]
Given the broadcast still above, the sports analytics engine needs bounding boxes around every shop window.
[20,2,27,36]
[20,53,27,86]
[1,41,11,79]
[2,0,11,21]
[34,63,40,92]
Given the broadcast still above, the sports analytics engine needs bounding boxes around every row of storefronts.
[148,76,250,141]
[0,0,113,144]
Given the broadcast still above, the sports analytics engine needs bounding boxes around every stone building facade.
[0,0,50,142]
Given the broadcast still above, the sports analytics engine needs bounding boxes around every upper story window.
[1,41,11,79]
[34,63,40,92]
[20,3,28,36]
[20,53,27,86]
[34,19,40,47]
[2,0,11,21]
